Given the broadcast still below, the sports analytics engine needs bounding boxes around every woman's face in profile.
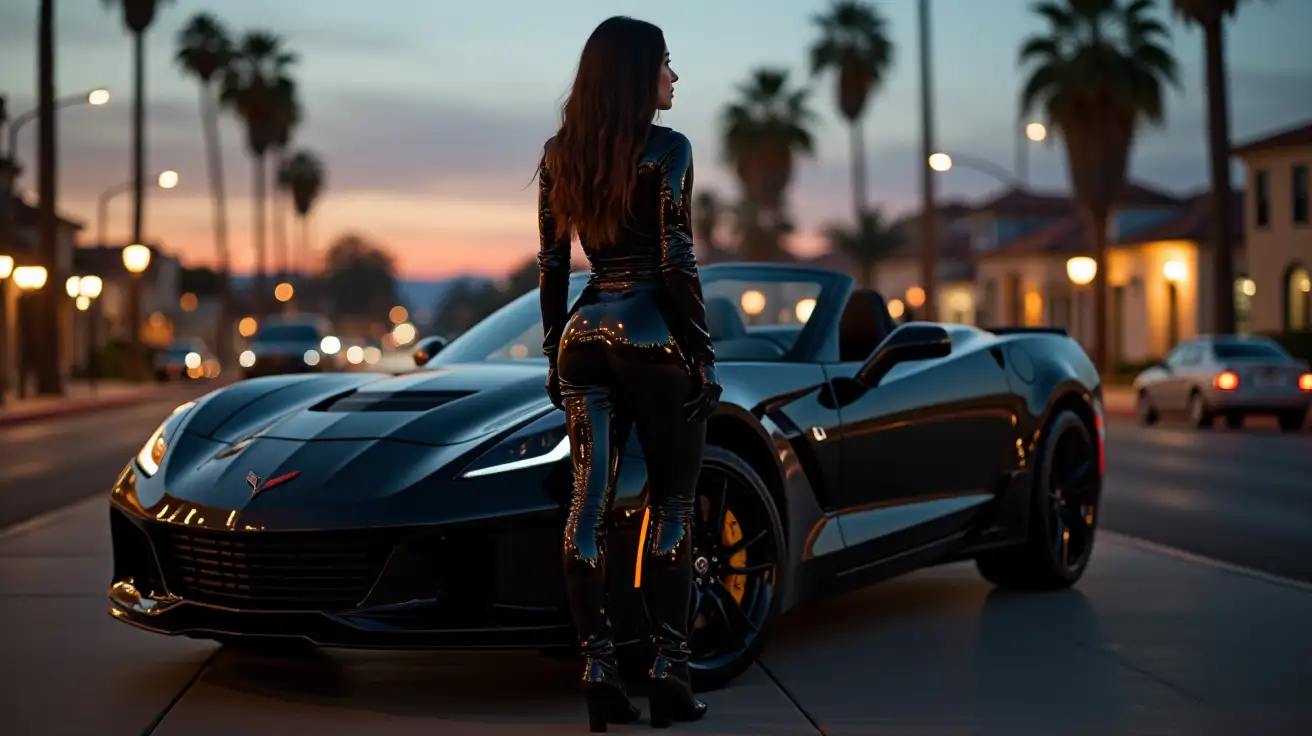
[656,49,678,111]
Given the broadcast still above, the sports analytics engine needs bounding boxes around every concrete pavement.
[2,497,1311,734]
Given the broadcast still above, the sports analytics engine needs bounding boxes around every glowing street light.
[740,289,766,315]
[928,152,953,172]
[87,88,111,106]
[122,243,151,274]
[12,265,47,291]
[1162,259,1187,283]
[1066,256,1097,286]
[79,275,103,299]
[0,255,13,279]
[1025,122,1047,142]
[157,170,179,189]
[274,282,294,302]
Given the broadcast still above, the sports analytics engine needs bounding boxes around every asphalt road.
[0,384,212,530]
[1100,415,1312,583]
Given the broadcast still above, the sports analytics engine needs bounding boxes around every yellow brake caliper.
[721,508,747,604]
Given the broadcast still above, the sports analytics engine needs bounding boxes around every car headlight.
[461,413,570,479]
[135,401,195,477]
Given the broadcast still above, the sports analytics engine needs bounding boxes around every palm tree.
[1019,0,1178,374]
[282,149,325,283]
[103,0,170,381]
[693,189,722,264]
[824,210,903,289]
[269,99,302,284]
[810,0,894,223]
[1172,0,1258,336]
[102,0,170,245]
[220,31,298,315]
[175,12,234,360]
[722,68,817,260]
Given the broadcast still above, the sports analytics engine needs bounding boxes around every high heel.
[647,647,707,728]
[576,634,641,732]
[583,678,640,733]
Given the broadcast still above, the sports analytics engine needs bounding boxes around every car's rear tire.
[1278,411,1306,433]
[1136,390,1159,426]
[976,409,1100,590]
[670,445,786,693]
[1189,391,1213,428]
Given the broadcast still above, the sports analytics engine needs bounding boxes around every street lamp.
[9,265,47,399]
[122,244,151,380]
[12,265,47,291]
[928,151,1021,187]
[1066,257,1097,347]
[66,275,104,394]
[1066,257,1097,286]
[2,88,110,160]
[0,255,11,407]
[96,171,179,245]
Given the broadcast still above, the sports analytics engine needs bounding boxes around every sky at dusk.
[2,0,1311,280]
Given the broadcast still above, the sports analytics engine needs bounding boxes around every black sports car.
[108,263,1105,690]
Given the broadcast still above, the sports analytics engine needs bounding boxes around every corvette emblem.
[247,469,302,498]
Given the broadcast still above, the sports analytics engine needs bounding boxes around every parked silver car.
[1134,335,1311,431]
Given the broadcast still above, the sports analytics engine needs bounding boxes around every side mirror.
[412,335,448,366]
[855,323,952,387]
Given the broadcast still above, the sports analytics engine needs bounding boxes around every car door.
[1156,343,1201,411]
[824,332,1018,560]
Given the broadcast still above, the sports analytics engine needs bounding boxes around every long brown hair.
[546,16,665,245]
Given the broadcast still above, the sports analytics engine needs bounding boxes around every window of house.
[1293,165,1309,225]
[1254,170,1270,227]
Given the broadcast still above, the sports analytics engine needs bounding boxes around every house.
[812,181,1241,366]
[73,243,184,351]
[1,192,85,395]
[1231,120,1312,333]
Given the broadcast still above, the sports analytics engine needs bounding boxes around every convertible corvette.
[108,263,1105,690]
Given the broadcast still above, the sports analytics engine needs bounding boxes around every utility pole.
[917,0,938,322]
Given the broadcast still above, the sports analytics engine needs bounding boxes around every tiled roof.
[1232,120,1312,157]
[970,182,1181,217]
[1120,191,1245,245]
[8,195,85,230]
[984,189,1244,257]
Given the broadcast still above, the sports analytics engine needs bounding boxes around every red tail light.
[1214,371,1239,391]
[1300,373,1312,391]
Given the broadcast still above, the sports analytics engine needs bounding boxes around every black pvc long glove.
[684,363,722,424]
[536,146,570,411]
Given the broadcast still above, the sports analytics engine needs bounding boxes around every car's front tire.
[976,408,1101,590]
[1136,389,1159,426]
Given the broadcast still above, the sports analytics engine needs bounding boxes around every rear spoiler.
[981,326,1069,337]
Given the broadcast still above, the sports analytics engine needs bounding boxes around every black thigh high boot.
[644,495,708,728]
[562,393,640,733]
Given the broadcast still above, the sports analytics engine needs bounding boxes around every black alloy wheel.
[683,446,784,692]
[976,408,1101,590]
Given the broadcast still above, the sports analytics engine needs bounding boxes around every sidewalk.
[0,380,181,427]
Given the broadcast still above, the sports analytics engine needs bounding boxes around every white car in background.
[1133,335,1312,431]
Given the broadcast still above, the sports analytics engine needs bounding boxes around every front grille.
[153,527,397,610]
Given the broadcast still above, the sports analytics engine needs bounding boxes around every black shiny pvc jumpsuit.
[537,126,716,667]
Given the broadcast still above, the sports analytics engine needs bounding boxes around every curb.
[0,393,156,428]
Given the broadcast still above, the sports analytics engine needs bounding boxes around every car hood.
[192,362,554,448]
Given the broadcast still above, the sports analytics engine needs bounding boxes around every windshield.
[253,324,320,344]
[429,270,830,366]
[1213,340,1289,359]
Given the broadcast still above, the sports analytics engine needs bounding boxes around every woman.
[537,15,721,733]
